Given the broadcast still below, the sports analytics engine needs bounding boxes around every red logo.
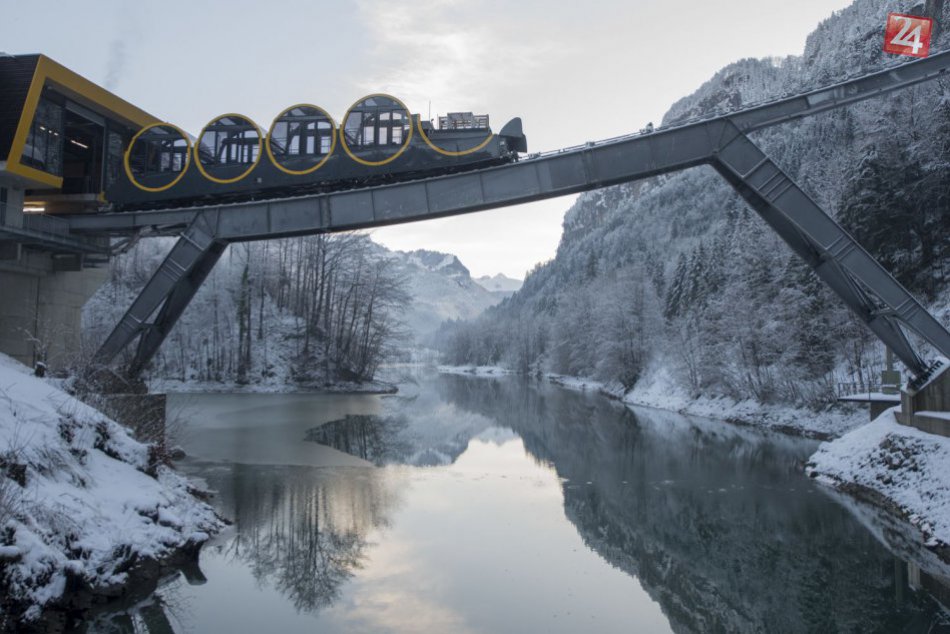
[884,13,933,58]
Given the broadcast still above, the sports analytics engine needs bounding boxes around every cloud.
[354,0,559,114]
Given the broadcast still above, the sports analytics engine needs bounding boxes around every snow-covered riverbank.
[0,354,223,629]
[439,365,864,440]
[622,366,865,440]
[807,408,950,560]
[437,364,950,561]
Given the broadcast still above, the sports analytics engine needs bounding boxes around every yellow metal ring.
[416,119,494,157]
[265,104,337,176]
[339,94,413,167]
[123,123,192,193]
[194,113,263,184]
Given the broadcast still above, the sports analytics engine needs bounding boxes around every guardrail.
[837,382,901,397]
[22,212,72,238]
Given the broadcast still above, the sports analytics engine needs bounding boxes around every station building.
[0,54,156,368]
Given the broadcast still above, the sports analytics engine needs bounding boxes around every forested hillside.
[83,234,507,387]
[436,0,950,407]
[85,235,408,387]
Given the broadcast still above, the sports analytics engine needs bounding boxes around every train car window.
[343,96,411,149]
[341,95,412,165]
[267,105,336,174]
[198,115,260,167]
[196,115,261,183]
[126,124,190,190]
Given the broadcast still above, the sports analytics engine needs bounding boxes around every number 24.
[891,17,924,53]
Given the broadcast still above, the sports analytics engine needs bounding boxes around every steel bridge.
[68,52,950,380]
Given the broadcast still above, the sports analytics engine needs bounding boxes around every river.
[81,372,950,632]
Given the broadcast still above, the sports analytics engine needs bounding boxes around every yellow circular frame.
[123,123,192,193]
[265,104,337,176]
[339,94,413,167]
[194,113,264,184]
[416,119,494,157]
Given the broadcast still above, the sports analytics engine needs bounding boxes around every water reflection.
[440,376,950,632]
[84,374,950,632]
[207,464,403,613]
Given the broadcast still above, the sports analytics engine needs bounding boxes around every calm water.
[83,373,950,633]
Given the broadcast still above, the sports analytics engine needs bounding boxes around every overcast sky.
[2,0,853,278]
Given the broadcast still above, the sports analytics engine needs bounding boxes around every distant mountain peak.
[402,249,471,280]
[474,273,523,294]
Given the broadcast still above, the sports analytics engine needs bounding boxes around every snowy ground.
[437,364,866,439]
[624,366,866,440]
[0,353,223,625]
[548,367,865,440]
[808,408,950,558]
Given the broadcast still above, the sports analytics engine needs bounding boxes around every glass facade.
[21,98,64,176]
[104,127,127,190]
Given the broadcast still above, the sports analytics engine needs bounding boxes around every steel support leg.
[127,240,226,376]
[712,121,950,376]
[93,211,224,374]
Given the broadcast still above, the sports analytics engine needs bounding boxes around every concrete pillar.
[35,265,108,368]
[0,269,40,366]
[0,252,107,371]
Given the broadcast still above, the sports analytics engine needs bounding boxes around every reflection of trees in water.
[82,464,402,631]
[437,375,950,633]
[305,415,413,465]
[206,463,402,613]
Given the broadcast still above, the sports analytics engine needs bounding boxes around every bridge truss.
[69,51,950,380]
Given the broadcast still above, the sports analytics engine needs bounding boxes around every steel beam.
[128,240,226,376]
[86,50,950,379]
[92,211,222,369]
[712,122,950,375]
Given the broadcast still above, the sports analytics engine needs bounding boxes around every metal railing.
[837,382,901,397]
[22,212,72,238]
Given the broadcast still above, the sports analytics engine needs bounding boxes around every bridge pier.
[0,173,110,372]
[0,251,107,370]
[897,363,950,438]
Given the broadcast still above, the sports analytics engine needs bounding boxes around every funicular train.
[110,94,528,211]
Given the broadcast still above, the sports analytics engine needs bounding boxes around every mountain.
[436,0,950,406]
[385,248,505,343]
[474,273,524,298]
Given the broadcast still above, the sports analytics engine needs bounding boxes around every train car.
[107,94,527,211]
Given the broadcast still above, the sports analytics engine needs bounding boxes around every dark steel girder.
[85,50,950,378]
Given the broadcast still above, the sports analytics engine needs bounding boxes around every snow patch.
[623,364,865,439]
[0,352,223,623]
[808,408,950,550]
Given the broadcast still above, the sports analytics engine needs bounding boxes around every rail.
[22,212,72,238]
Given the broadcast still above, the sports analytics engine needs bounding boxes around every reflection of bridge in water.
[65,52,950,391]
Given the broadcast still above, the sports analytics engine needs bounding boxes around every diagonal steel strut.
[711,121,950,376]
[92,211,225,373]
